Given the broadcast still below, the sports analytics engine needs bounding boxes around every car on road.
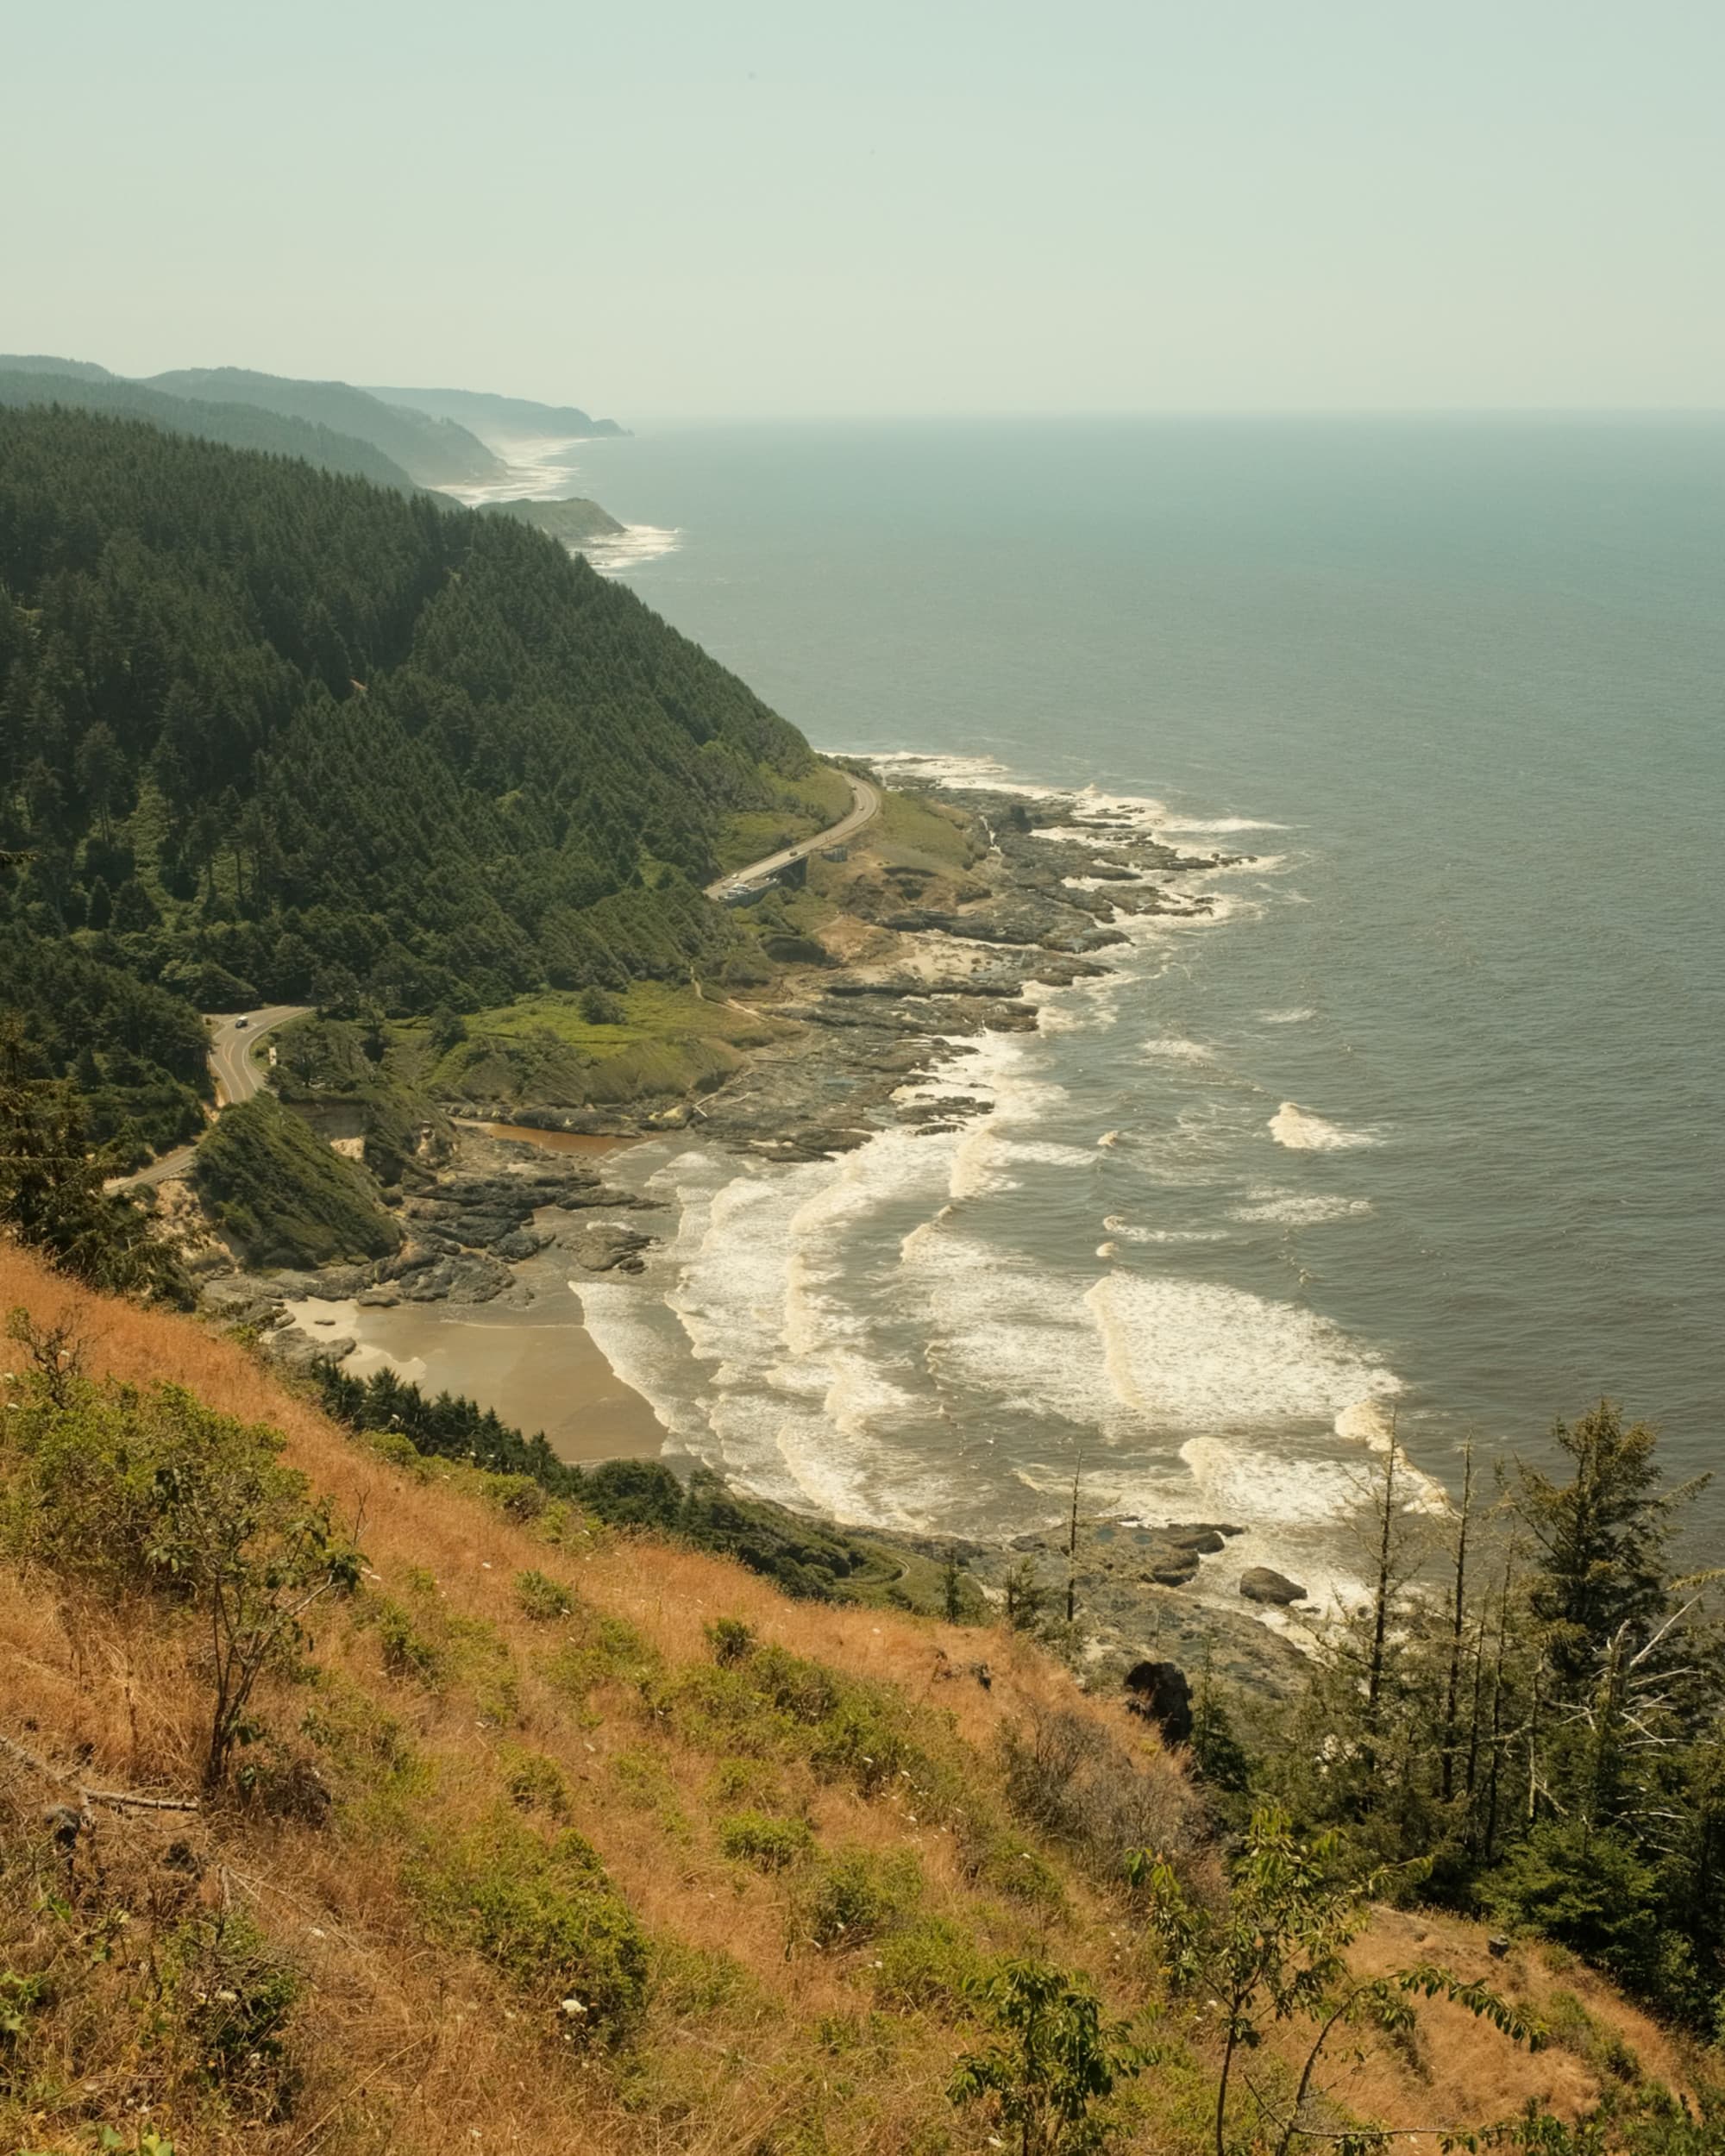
[234,1017,249,1028]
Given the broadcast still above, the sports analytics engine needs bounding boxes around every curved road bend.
[118,776,881,1192]
[118,1004,310,1189]
[704,771,881,902]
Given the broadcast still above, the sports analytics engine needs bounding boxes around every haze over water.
[561,417,1723,1583]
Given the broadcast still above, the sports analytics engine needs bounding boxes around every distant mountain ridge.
[0,365,419,491]
[0,353,117,383]
[370,383,624,442]
[141,366,506,486]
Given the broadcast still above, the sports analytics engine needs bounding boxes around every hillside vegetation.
[191,1094,401,1269]
[1,1244,1710,2156]
[0,407,828,1150]
[141,367,505,486]
[486,495,626,544]
[0,364,420,491]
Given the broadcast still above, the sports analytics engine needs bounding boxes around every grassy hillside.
[142,367,505,486]
[191,1094,400,1267]
[0,363,420,490]
[0,1244,1707,2156]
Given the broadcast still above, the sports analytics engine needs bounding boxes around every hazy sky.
[9,0,1721,419]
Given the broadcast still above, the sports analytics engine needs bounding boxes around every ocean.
[531,416,1724,1596]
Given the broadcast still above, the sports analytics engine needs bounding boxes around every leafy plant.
[949,1958,1144,2156]
[515,1567,574,1620]
[1131,1808,1537,2156]
[718,1809,814,1872]
[410,1811,648,2040]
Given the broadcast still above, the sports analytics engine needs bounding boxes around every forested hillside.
[143,366,506,486]
[0,364,419,490]
[0,407,822,1148]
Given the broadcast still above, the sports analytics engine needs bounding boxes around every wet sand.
[284,1280,665,1465]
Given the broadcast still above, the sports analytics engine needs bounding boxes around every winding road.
[118,1005,310,1188]
[704,770,880,901]
[117,775,879,1192]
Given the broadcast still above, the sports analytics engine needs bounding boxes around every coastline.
[211,754,1315,1695]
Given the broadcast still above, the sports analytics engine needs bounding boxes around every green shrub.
[706,1758,788,1809]
[410,1811,649,2040]
[656,1639,943,1805]
[299,1678,413,1777]
[502,1748,572,1821]
[191,1094,399,1268]
[706,1615,756,1665]
[515,1568,574,1621]
[651,1940,756,2020]
[719,1810,816,1872]
[964,1831,1068,1913]
[611,1748,680,1814]
[360,1427,432,1479]
[798,1849,923,1952]
[541,1610,661,1702]
[481,1471,547,1521]
[1484,1824,1665,1996]
[873,1916,990,2017]
[372,1597,447,1687]
[160,1910,300,2119]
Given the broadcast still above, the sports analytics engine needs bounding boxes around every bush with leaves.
[1130,1807,1538,2156]
[410,1810,649,2041]
[0,1332,361,1789]
[949,1958,1145,2156]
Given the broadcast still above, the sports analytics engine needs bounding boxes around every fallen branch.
[2,1729,200,1814]
[82,1787,201,1814]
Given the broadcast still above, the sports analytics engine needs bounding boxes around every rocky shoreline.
[202,762,1313,1699]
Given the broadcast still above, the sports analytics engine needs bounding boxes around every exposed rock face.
[564,1222,654,1274]
[1124,1659,1194,1745]
[1239,1566,1308,1608]
[399,1166,645,1257]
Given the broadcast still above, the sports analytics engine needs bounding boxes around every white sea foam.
[1084,1275,1397,1429]
[1232,1192,1374,1225]
[1110,1225,1232,1244]
[906,1233,1119,1427]
[1332,1400,1453,1516]
[1141,1037,1214,1063]
[1181,1437,1368,1526]
[1269,1102,1379,1151]
[580,524,682,575]
[1157,815,1289,835]
[1261,1006,1316,1024]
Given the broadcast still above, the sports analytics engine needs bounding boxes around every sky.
[7,0,1722,420]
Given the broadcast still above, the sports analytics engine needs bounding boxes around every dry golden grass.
[0,1244,1698,2155]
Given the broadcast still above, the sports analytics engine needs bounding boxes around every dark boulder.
[1239,1566,1307,1608]
[1123,1660,1194,1745]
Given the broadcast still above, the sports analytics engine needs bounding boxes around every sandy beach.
[282,1277,665,1465]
